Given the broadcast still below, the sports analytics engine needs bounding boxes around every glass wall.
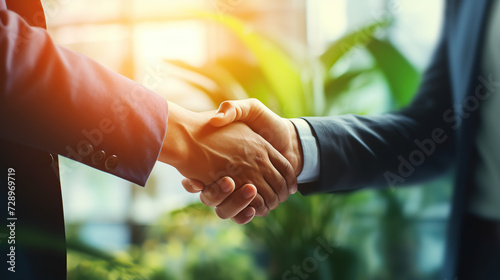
[43,0,450,279]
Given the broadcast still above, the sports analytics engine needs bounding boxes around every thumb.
[209,99,260,127]
[209,101,239,127]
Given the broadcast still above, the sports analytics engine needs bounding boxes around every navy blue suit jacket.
[300,0,494,278]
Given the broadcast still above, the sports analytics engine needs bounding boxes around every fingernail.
[192,182,203,192]
[220,180,232,193]
[243,185,256,199]
[214,112,225,118]
[290,184,298,194]
[183,179,202,191]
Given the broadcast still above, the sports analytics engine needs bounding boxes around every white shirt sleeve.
[290,118,320,183]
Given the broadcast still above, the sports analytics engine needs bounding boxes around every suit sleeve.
[0,10,168,186]
[299,31,455,195]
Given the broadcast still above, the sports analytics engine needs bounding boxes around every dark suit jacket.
[0,0,168,278]
[300,0,494,278]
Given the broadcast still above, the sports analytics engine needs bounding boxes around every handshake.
[158,99,304,225]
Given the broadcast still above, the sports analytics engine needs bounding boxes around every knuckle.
[220,100,232,108]
[219,101,236,115]
[234,103,243,119]
[254,151,267,163]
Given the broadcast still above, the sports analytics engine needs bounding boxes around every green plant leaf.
[323,68,382,115]
[216,57,275,106]
[197,12,308,117]
[320,19,391,73]
[365,38,420,108]
[323,69,366,113]
[164,59,247,107]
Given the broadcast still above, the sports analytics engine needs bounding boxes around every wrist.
[287,119,304,176]
[159,102,195,167]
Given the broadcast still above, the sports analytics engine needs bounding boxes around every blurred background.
[42,0,451,279]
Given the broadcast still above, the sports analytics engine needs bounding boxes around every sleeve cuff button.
[105,155,118,170]
[91,150,106,165]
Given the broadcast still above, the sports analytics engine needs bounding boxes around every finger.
[253,170,280,211]
[182,178,204,193]
[250,193,270,217]
[210,101,240,127]
[215,184,257,219]
[258,140,294,203]
[231,207,256,225]
[268,146,298,196]
[210,99,263,127]
[200,177,236,207]
[263,174,285,209]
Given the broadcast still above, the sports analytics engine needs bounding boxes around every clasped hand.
[165,99,303,225]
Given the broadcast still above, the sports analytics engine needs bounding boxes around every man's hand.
[211,99,303,177]
[182,99,304,224]
[159,101,297,217]
[183,177,258,224]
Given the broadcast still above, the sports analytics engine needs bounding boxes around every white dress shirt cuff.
[290,118,320,184]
